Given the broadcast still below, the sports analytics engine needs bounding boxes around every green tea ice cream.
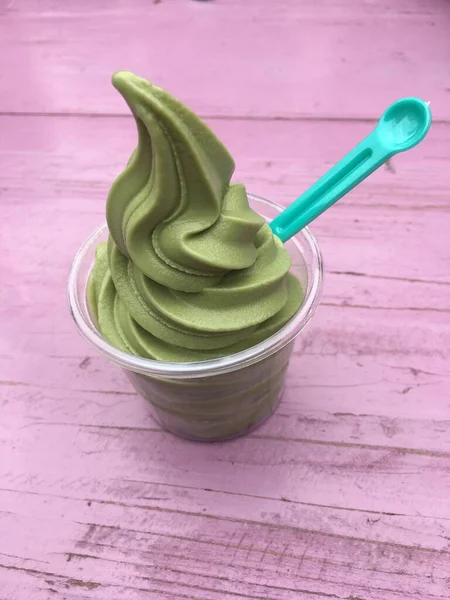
[88,71,303,362]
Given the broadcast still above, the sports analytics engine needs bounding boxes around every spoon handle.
[269,129,392,243]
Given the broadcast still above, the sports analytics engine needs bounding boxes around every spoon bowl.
[377,97,431,152]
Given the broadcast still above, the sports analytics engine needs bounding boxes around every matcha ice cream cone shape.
[88,71,303,362]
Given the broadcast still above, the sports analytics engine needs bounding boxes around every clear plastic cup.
[68,195,323,441]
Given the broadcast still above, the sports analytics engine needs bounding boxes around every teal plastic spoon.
[269,97,431,242]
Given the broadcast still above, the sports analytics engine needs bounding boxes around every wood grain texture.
[1,0,450,119]
[1,1,450,599]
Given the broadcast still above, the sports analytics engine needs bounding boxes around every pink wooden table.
[1,1,450,598]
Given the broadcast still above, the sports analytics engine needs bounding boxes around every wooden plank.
[0,508,449,599]
[8,0,443,16]
[2,408,450,522]
[1,0,449,119]
[1,435,450,599]
[1,407,450,597]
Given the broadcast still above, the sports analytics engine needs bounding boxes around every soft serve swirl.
[88,71,303,362]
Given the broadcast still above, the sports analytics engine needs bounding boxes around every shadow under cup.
[68,195,323,441]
